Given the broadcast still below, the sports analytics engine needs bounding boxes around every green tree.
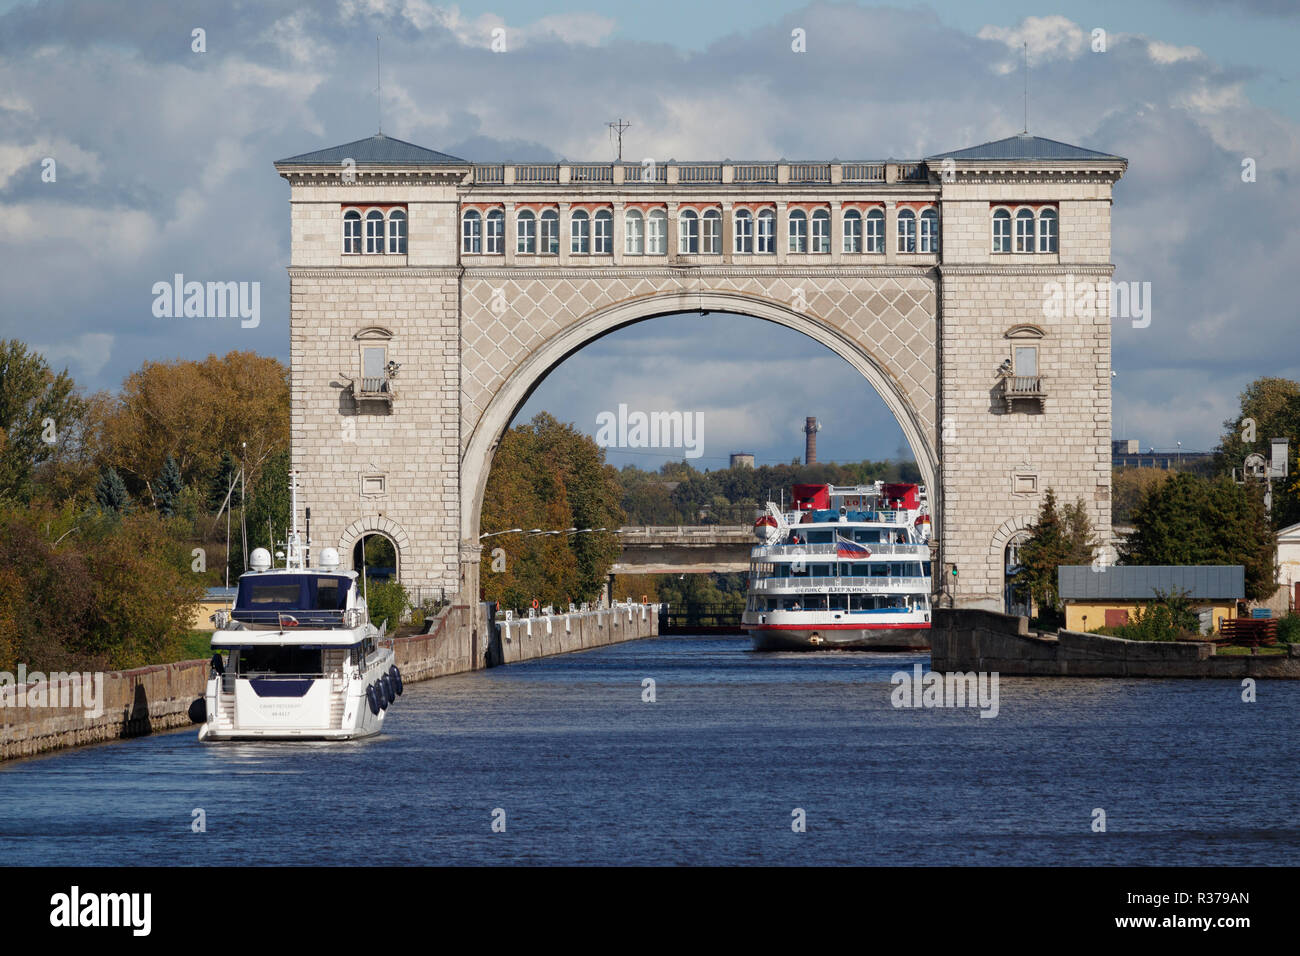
[1015,489,1097,617]
[1121,472,1276,601]
[0,340,87,501]
[1214,376,1300,529]
[156,456,183,518]
[234,449,291,575]
[207,451,242,513]
[366,578,410,631]
[94,466,131,514]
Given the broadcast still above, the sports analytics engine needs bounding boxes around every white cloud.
[1147,40,1204,64]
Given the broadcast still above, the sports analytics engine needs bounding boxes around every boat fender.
[389,665,403,696]
[379,675,392,708]
[188,697,206,724]
[366,684,380,716]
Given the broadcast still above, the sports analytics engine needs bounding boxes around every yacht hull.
[748,624,930,652]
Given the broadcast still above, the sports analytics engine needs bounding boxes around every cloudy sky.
[1,0,1296,469]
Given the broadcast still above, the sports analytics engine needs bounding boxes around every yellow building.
[1057,565,1243,634]
[190,587,238,632]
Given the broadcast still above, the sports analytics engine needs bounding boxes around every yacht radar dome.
[249,548,272,572]
[319,547,341,570]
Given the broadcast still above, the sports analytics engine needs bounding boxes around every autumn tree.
[98,351,289,506]
[479,413,624,610]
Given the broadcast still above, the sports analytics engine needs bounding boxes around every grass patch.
[172,630,213,662]
[1216,644,1288,656]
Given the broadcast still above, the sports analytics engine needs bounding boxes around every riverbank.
[0,601,660,762]
[932,608,1300,678]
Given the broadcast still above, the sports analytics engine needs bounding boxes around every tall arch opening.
[462,291,939,547]
[461,291,940,610]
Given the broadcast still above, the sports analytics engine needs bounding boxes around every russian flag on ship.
[836,533,871,558]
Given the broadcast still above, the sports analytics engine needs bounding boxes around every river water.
[1,635,1296,866]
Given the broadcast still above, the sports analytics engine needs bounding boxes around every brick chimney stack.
[804,416,820,465]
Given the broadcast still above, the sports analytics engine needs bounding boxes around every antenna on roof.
[607,118,631,162]
[376,35,383,135]
[1022,41,1029,134]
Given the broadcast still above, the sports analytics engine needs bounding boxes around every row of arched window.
[343,208,407,255]
[459,206,940,256]
[992,206,1058,254]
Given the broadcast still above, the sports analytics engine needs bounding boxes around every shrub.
[1106,589,1201,642]
[1276,613,1300,645]
[365,579,410,631]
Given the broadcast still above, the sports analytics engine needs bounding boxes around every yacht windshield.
[233,574,351,625]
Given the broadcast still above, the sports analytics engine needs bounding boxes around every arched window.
[387,210,407,254]
[992,208,1011,253]
[843,209,862,253]
[365,210,385,254]
[462,210,482,254]
[647,209,667,254]
[625,209,644,254]
[789,209,808,253]
[593,209,612,254]
[811,209,830,253]
[756,209,776,254]
[571,209,590,254]
[919,207,938,254]
[1014,209,1035,253]
[517,210,536,254]
[485,209,505,254]
[1037,208,1058,253]
[540,209,559,254]
[702,209,722,254]
[343,210,362,254]
[679,209,699,254]
[734,209,753,253]
[896,209,916,253]
[865,208,884,253]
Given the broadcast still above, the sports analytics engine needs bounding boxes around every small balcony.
[343,373,396,406]
[997,373,1045,412]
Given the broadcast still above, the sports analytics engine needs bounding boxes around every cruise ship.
[198,473,402,741]
[742,482,933,651]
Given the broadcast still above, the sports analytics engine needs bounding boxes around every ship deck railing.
[752,541,929,558]
[750,575,930,593]
[779,509,912,525]
[225,608,365,629]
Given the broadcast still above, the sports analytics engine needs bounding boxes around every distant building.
[1057,565,1243,634]
[191,586,238,632]
[1277,521,1300,611]
[730,453,755,469]
[1112,439,1214,472]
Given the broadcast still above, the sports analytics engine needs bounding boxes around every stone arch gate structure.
[276,133,1126,611]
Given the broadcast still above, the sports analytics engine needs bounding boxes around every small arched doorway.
[1003,530,1033,617]
[353,532,398,584]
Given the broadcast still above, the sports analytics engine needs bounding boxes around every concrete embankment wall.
[932,608,1300,678]
[0,660,210,762]
[495,603,659,664]
[1,602,660,762]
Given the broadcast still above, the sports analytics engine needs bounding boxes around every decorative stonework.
[279,141,1123,612]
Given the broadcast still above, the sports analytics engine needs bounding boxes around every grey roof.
[204,587,238,601]
[275,134,467,167]
[927,133,1124,162]
[1058,565,1244,601]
